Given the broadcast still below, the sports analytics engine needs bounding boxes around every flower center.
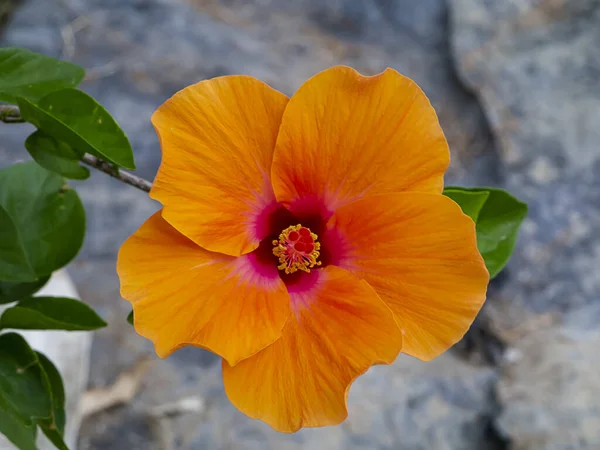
[272,224,321,274]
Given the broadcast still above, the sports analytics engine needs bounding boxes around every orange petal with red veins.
[327,193,489,361]
[117,212,290,366]
[151,76,289,256]
[222,266,402,433]
[271,66,449,217]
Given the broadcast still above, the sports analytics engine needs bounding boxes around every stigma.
[272,224,321,274]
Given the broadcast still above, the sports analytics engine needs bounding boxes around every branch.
[81,154,152,193]
[1,105,152,193]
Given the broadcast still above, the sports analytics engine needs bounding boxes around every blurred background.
[1,0,599,449]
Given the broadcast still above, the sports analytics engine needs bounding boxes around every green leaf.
[0,333,53,424]
[443,188,490,223]
[25,131,90,180]
[0,296,107,331]
[0,162,86,279]
[40,424,69,450]
[0,395,37,450]
[474,188,528,278]
[0,276,50,305]
[0,47,85,103]
[17,89,135,169]
[35,353,65,434]
[36,352,69,450]
[0,334,69,450]
[444,186,528,278]
[0,204,36,282]
[127,310,134,325]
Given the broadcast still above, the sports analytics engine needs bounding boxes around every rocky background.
[1,0,599,449]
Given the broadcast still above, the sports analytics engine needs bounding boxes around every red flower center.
[272,225,321,274]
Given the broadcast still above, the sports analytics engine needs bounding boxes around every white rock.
[0,270,92,450]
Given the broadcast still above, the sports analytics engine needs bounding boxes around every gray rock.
[449,0,600,326]
[497,305,600,450]
[1,0,508,448]
[450,0,600,447]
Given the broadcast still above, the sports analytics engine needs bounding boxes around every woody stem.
[1,104,153,193]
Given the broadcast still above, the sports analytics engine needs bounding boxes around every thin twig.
[0,104,25,123]
[81,154,152,193]
[1,105,153,193]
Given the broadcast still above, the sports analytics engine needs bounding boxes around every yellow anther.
[272,224,321,274]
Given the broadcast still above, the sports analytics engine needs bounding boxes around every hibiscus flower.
[117,66,489,432]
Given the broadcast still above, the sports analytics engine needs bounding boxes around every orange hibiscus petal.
[271,66,449,217]
[222,266,402,433]
[327,193,489,361]
[151,76,289,256]
[117,212,290,366]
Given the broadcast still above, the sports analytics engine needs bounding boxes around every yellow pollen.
[272,224,321,274]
